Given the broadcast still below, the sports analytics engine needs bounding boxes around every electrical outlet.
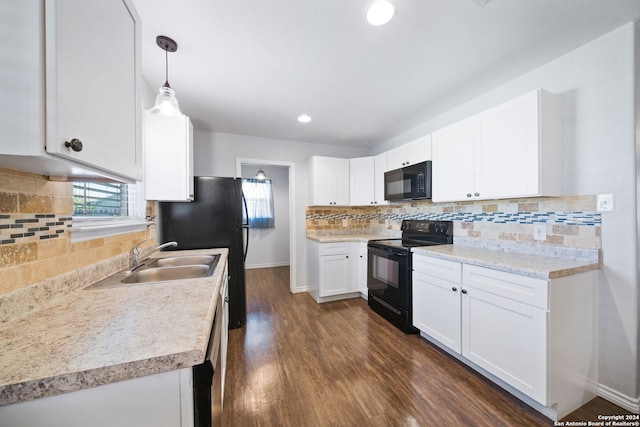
[596,194,614,212]
[533,224,546,241]
[342,219,348,227]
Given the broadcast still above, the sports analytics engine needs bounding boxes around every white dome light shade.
[367,1,395,26]
[298,114,312,123]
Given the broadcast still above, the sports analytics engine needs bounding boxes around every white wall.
[376,24,639,407]
[193,131,369,292]
[240,165,290,269]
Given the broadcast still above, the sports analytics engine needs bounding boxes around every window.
[70,181,147,242]
[73,182,129,216]
[242,178,275,229]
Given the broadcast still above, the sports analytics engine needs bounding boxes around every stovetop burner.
[368,220,453,251]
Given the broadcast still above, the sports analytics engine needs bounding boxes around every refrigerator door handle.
[241,192,249,261]
[242,225,249,262]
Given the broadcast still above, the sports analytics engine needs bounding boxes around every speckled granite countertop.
[412,245,600,279]
[0,248,228,406]
[306,232,400,243]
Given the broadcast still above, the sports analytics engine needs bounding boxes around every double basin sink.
[85,254,220,289]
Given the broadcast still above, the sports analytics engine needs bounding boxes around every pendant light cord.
[164,49,170,88]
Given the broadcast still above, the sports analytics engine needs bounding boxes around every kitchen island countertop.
[0,248,228,406]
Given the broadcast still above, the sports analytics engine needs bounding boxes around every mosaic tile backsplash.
[306,195,601,250]
[0,214,71,245]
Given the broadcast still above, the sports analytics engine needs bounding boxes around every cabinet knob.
[346,255,349,259]
[452,287,457,292]
[64,138,83,152]
[461,289,468,294]
[474,192,480,197]
[466,193,472,198]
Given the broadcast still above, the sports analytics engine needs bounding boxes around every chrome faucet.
[129,240,178,270]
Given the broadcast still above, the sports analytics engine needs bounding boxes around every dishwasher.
[192,291,224,426]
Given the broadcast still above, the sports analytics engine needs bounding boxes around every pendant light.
[255,167,267,180]
[149,35,181,115]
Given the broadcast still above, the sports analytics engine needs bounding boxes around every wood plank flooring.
[222,267,631,426]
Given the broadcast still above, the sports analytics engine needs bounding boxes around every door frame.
[236,158,297,293]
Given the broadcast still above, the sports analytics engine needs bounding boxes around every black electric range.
[367,220,453,333]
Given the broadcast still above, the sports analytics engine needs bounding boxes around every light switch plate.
[596,194,614,212]
[533,224,546,241]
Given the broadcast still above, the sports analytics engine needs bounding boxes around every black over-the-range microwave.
[384,160,432,201]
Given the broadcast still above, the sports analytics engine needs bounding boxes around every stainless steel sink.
[121,265,212,283]
[85,254,220,289]
[148,255,217,268]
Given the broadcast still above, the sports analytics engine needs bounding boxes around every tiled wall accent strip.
[0,214,71,245]
[306,210,601,225]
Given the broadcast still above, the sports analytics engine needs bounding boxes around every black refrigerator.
[159,176,248,329]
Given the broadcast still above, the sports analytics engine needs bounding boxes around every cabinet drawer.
[413,255,461,283]
[463,265,548,309]
[319,243,349,256]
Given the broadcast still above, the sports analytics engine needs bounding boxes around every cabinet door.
[309,157,349,205]
[373,152,388,205]
[357,242,368,295]
[144,113,194,201]
[477,91,539,199]
[431,118,476,202]
[386,145,407,171]
[45,0,142,181]
[386,135,431,171]
[412,271,462,353]
[461,287,548,404]
[349,157,375,206]
[319,255,350,297]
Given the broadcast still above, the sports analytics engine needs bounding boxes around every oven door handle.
[367,245,409,258]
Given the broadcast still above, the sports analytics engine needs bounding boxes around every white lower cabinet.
[0,369,194,427]
[353,242,368,297]
[307,240,365,303]
[412,253,597,420]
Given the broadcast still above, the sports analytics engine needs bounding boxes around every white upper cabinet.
[349,153,388,206]
[349,157,375,206]
[308,156,350,206]
[143,112,194,201]
[0,0,142,182]
[385,134,432,171]
[373,152,388,205]
[432,89,562,202]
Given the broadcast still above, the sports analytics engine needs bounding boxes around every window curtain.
[242,178,275,229]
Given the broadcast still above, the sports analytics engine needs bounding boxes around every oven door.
[367,244,411,308]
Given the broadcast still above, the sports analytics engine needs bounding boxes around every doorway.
[236,158,296,292]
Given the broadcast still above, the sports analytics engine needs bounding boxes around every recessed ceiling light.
[298,114,312,123]
[367,1,395,26]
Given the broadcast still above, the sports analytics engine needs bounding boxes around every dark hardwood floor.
[222,267,630,426]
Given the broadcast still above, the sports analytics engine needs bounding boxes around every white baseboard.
[245,262,290,270]
[598,383,640,414]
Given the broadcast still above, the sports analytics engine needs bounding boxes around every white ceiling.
[131,0,640,148]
